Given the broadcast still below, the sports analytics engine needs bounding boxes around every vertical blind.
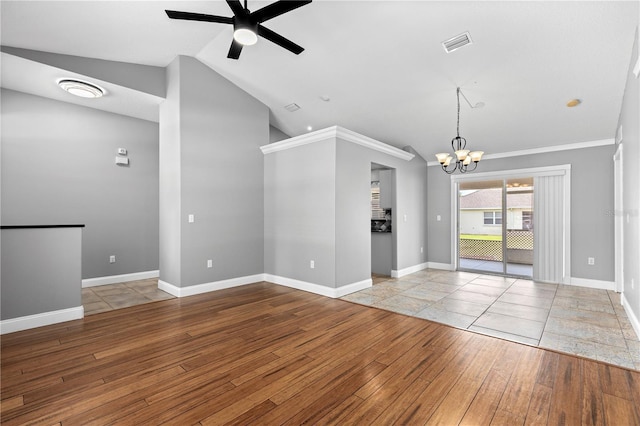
[533,174,565,283]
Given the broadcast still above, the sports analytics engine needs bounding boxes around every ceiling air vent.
[442,32,472,53]
[284,103,300,112]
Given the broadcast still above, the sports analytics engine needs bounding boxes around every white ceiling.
[1,1,638,161]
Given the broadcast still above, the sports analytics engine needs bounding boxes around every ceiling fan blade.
[226,0,245,16]
[227,40,243,59]
[165,10,233,24]
[257,25,304,54]
[251,0,312,23]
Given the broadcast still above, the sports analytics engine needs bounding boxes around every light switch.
[188,214,194,223]
[437,215,442,221]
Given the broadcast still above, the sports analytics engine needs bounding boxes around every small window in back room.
[484,211,502,225]
[371,181,386,219]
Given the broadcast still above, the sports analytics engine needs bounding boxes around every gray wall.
[427,145,615,282]
[264,133,428,289]
[1,88,159,279]
[160,56,267,288]
[264,138,337,287]
[158,59,182,286]
[336,141,428,283]
[617,28,639,324]
[1,227,82,319]
[269,125,290,143]
[2,46,166,98]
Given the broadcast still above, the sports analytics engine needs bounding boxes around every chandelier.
[435,87,484,174]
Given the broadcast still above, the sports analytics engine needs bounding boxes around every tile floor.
[82,278,174,315]
[342,269,640,371]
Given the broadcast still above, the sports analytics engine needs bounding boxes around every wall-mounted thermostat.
[115,157,129,165]
[117,148,127,155]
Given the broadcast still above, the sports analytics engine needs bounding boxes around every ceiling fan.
[165,0,312,59]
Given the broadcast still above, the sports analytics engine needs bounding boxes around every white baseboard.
[426,262,454,271]
[158,274,265,298]
[82,270,159,288]
[391,262,429,278]
[264,274,371,298]
[569,277,615,291]
[0,306,84,335]
[621,293,640,340]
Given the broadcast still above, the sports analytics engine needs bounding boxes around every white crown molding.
[82,270,159,288]
[427,138,615,166]
[261,126,415,161]
[0,306,84,335]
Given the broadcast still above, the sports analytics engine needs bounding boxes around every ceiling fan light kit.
[436,87,484,174]
[234,24,258,46]
[166,0,311,59]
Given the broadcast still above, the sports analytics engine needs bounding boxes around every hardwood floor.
[2,282,639,425]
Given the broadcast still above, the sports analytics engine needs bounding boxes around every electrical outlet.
[109,255,116,264]
[588,257,595,265]
[188,214,195,223]
[310,260,315,269]
[207,259,213,268]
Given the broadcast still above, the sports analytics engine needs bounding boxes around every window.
[371,182,385,219]
[484,211,502,225]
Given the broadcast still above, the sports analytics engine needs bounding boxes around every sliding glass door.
[458,178,534,278]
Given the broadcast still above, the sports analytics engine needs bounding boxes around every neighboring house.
[459,188,533,236]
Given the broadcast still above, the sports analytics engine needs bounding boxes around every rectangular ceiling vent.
[284,103,301,112]
[442,32,473,53]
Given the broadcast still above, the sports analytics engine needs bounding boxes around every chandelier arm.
[441,163,456,174]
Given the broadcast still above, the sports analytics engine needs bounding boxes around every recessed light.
[306,126,313,131]
[566,99,582,107]
[58,79,105,98]
[320,95,330,102]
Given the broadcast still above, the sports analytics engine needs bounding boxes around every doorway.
[457,178,534,278]
[371,163,394,280]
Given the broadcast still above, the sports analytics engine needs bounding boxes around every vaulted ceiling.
[1,1,638,161]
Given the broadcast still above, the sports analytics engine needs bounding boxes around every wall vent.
[284,103,300,112]
[442,32,473,53]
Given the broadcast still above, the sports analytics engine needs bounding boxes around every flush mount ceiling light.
[435,87,484,174]
[57,79,104,98]
[566,99,582,107]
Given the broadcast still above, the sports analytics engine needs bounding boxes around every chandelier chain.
[456,87,461,138]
